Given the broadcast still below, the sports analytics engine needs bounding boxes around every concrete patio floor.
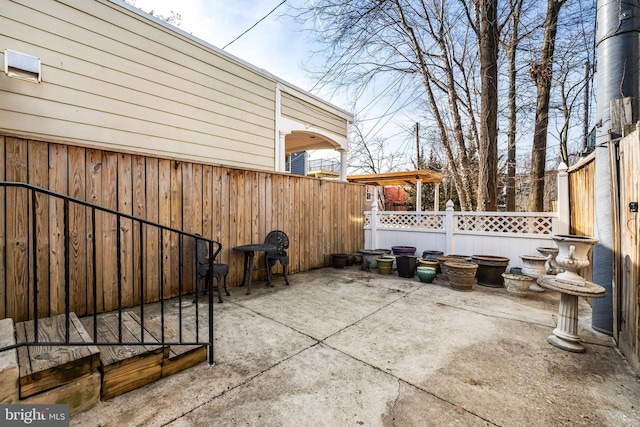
[72,266,640,427]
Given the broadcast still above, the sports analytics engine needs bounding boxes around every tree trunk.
[506,0,523,212]
[528,0,566,212]
[477,0,499,211]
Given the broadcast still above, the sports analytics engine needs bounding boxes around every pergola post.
[371,186,379,249]
[416,178,422,212]
[434,182,440,211]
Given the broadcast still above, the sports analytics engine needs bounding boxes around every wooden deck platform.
[16,313,100,399]
[14,307,208,406]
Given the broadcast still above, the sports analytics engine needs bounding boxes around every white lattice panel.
[378,213,443,230]
[364,214,371,226]
[456,214,553,234]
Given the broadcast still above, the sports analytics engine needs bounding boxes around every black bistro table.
[233,243,276,295]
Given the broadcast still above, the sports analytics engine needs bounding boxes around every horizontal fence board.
[0,135,365,321]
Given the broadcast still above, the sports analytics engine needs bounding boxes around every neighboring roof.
[347,170,446,186]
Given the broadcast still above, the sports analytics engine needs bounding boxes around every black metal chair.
[265,230,290,286]
[195,236,229,303]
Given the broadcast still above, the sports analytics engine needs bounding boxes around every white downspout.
[275,85,284,172]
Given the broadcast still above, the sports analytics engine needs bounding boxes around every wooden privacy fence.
[568,153,595,237]
[0,135,365,321]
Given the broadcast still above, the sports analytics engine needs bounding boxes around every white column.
[416,178,422,212]
[434,182,440,212]
[371,186,379,249]
[339,150,348,181]
[444,199,455,255]
[556,162,569,235]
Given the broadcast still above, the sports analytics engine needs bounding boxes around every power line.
[222,0,287,50]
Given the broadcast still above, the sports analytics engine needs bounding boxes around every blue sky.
[126,0,423,166]
[129,0,324,98]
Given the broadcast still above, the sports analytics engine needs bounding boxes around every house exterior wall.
[281,91,348,137]
[0,0,350,171]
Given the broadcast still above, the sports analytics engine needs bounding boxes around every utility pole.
[415,122,420,168]
[582,60,590,151]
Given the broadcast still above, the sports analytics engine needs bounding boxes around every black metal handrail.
[0,181,221,364]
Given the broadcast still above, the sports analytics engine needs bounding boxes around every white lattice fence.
[364,209,559,268]
[377,212,444,230]
[455,213,554,235]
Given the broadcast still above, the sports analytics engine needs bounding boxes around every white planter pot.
[551,235,598,286]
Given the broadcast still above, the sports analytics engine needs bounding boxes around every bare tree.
[477,0,500,210]
[504,0,524,211]
[124,1,182,27]
[528,0,567,212]
[348,122,405,175]
[550,3,596,165]
[292,0,483,210]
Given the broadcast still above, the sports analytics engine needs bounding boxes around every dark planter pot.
[472,255,510,288]
[391,246,417,256]
[396,256,417,278]
[352,253,363,265]
[346,254,355,266]
[331,253,348,269]
[421,250,444,262]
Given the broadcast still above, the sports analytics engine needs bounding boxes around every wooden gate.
[618,131,640,374]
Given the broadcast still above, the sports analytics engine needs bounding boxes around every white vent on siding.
[4,49,41,83]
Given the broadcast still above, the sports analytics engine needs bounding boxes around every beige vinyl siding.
[0,0,278,170]
[281,92,348,138]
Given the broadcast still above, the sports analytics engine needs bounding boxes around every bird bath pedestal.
[537,277,606,352]
[537,234,605,353]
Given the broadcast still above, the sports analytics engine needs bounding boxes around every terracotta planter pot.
[376,257,394,275]
[502,273,534,296]
[445,261,478,292]
[331,253,348,269]
[472,255,510,288]
[416,267,436,283]
[437,255,470,278]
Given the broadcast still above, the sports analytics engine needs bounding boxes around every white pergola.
[347,169,446,212]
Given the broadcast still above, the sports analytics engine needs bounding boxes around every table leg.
[240,253,249,286]
[246,252,255,295]
[266,257,273,287]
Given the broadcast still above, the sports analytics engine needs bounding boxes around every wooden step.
[80,312,164,400]
[131,313,207,377]
[15,313,100,399]
[0,318,19,403]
